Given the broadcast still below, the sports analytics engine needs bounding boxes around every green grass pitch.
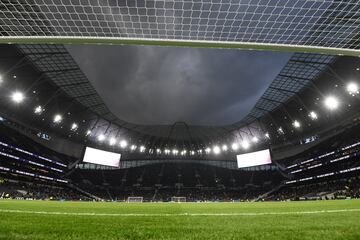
[0,199,360,240]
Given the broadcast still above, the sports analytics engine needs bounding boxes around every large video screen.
[83,147,121,167]
[236,149,272,168]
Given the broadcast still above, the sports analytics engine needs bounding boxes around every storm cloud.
[67,45,291,125]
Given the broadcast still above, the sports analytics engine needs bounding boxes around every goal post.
[171,196,186,202]
[127,197,143,203]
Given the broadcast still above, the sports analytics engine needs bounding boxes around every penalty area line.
[0,208,360,217]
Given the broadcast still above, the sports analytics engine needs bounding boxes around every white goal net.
[127,197,143,203]
[171,197,186,202]
[0,1,360,56]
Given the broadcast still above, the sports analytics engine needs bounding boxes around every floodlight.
[97,134,105,142]
[346,82,359,96]
[34,105,44,115]
[164,149,170,155]
[139,146,146,152]
[213,146,221,154]
[71,123,78,131]
[324,96,339,110]
[181,150,187,156]
[109,137,116,146]
[231,143,239,151]
[11,91,24,103]
[222,145,228,151]
[277,127,284,135]
[265,133,270,139]
[292,120,301,128]
[172,149,178,155]
[53,114,63,124]
[241,140,250,149]
[308,111,318,120]
[190,150,195,155]
[130,145,137,151]
[156,148,161,154]
[205,147,211,154]
[86,130,92,136]
[252,136,259,143]
[120,140,128,148]
[0,75,3,84]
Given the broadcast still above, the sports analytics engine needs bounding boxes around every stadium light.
[70,123,78,131]
[205,147,211,154]
[119,140,128,148]
[308,111,318,120]
[324,96,339,110]
[53,114,63,124]
[109,137,116,146]
[278,127,284,135]
[11,91,24,103]
[97,134,105,142]
[265,133,270,139]
[213,146,221,154]
[241,140,250,149]
[252,136,259,143]
[222,145,228,151]
[346,82,359,96]
[292,120,301,129]
[231,143,239,151]
[34,105,44,115]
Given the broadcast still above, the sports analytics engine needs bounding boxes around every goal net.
[0,1,359,56]
[127,197,143,203]
[171,197,186,202]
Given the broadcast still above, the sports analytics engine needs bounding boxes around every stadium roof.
[15,44,337,142]
[1,0,360,56]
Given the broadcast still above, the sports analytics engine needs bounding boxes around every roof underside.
[16,44,336,140]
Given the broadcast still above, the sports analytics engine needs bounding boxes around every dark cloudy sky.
[67,45,291,126]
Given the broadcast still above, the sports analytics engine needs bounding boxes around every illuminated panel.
[236,149,272,169]
[0,141,67,167]
[83,147,121,168]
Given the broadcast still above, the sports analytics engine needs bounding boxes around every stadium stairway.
[68,183,102,201]
[254,182,285,202]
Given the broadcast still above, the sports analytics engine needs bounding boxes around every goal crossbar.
[171,197,186,202]
[127,197,143,203]
[0,36,359,57]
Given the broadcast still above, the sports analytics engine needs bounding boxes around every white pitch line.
[0,208,360,217]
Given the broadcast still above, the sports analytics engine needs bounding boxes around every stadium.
[0,0,360,239]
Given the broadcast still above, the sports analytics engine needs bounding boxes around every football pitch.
[0,199,360,240]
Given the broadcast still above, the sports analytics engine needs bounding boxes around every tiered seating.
[71,162,283,202]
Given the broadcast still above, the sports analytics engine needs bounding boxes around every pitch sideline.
[0,208,360,217]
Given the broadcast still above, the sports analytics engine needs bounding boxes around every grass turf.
[0,199,360,240]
